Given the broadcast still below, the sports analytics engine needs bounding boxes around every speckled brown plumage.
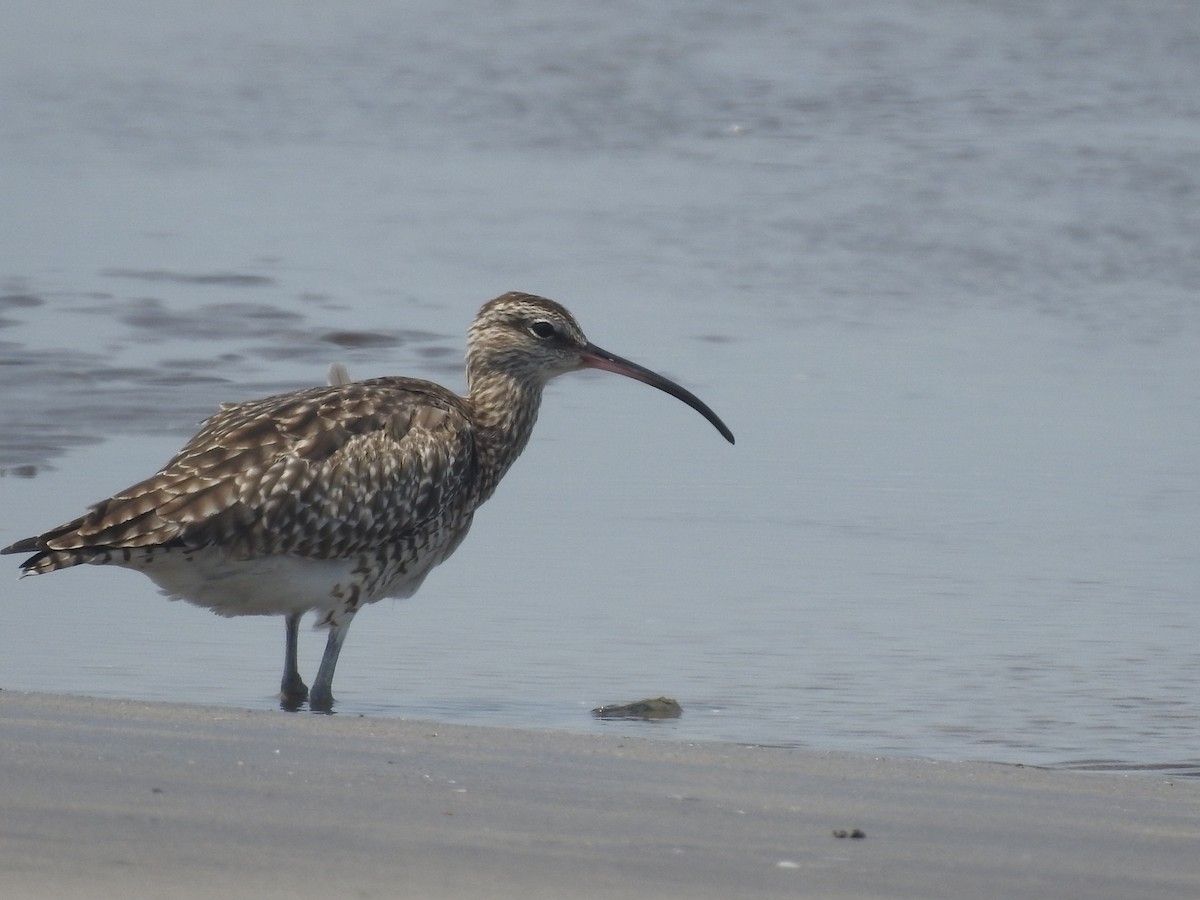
[4,292,734,711]
[14,381,478,564]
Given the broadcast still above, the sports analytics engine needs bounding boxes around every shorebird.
[4,292,734,711]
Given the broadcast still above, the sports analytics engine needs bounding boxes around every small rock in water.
[591,697,682,720]
[832,828,866,840]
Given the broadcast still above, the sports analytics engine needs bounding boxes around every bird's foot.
[279,675,309,712]
[308,688,336,714]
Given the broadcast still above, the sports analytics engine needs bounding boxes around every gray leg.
[309,617,353,713]
[279,612,309,709]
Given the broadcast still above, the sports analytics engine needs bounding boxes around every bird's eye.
[528,320,556,339]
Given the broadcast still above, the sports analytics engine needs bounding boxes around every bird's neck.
[466,369,545,502]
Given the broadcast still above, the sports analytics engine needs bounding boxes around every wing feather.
[3,378,478,566]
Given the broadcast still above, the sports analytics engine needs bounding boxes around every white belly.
[132,550,363,618]
[93,515,474,625]
[125,549,442,623]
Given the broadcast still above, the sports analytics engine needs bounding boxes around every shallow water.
[2,0,1199,770]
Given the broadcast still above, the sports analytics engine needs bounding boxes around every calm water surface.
[2,0,1199,771]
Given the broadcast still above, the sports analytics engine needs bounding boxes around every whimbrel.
[3,292,734,711]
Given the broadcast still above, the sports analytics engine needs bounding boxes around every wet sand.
[2,692,1196,899]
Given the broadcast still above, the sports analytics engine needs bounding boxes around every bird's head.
[468,292,590,384]
[467,292,734,444]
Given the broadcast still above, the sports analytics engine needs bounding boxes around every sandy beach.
[1,692,1196,899]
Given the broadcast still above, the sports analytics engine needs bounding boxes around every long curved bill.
[580,343,735,444]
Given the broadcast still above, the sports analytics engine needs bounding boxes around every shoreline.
[2,690,1197,899]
